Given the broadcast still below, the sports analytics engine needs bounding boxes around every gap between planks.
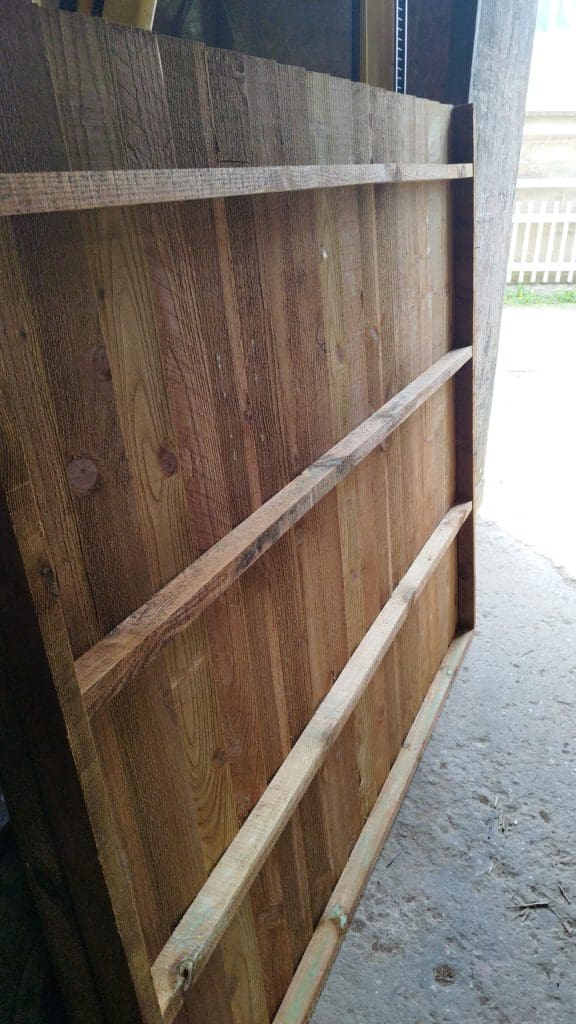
[0,163,473,217]
[76,347,472,717]
[151,502,472,1021]
[273,628,474,1024]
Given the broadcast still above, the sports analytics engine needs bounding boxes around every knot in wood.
[66,457,99,496]
[90,345,112,381]
[178,957,196,992]
[158,448,178,476]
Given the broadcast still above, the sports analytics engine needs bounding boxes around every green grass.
[505,285,576,306]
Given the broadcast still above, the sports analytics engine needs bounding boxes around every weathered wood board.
[406,0,538,500]
[0,3,474,1022]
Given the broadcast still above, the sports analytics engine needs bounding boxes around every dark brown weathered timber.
[450,104,475,630]
[0,485,147,1024]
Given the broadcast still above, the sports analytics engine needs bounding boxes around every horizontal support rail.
[517,177,576,189]
[273,629,474,1024]
[509,261,576,272]
[0,162,473,217]
[151,502,472,1021]
[77,347,472,717]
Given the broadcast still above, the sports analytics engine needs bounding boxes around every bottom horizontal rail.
[273,628,474,1024]
[152,502,471,1020]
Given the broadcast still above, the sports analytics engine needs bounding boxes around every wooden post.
[407,0,538,500]
[450,103,475,630]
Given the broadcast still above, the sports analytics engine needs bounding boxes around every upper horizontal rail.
[0,162,473,217]
[76,346,472,717]
[151,501,472,1021]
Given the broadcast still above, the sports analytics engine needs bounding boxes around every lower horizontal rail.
[77,346,471,717]
[151,501,472,1021]
[273,629,474,1024]
[0,162,473,217]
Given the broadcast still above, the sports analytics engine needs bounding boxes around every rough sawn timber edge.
[0,162,472,217]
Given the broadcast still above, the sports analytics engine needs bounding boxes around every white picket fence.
[507,197,576,284]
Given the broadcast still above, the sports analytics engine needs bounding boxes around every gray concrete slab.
[312,308,576,1023]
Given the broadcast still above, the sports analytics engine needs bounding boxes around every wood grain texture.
[469,0,537,500]
[77,347,471,716]
[0,162,473,217]
[407,0,537,500]
[152,503,472,1020]
[0,5,161,1022]
[41,13,266,1023]
[274,629,474,1024]
[0,5,473,1022]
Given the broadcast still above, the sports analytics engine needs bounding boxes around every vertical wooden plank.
[37,11,242,1024]
[356,87,405,773]
[555,201,571,284]
[451,103,475,631]
[348,82,394,792]
[370,88,418,748]
[346,81,390,812]
[249,62,337,934]
[157,34,291,1022]
[412,99,457,707]
[0,0,100,658]
[397,98,433,725]
[542,201,557,286]
[247,53,338,953]
[0,5,160,1021]
[530,201,545,284]
[305,68,364,881]
[197,45,319,1015]
[326,99,380,817]
[565,203,573,284]
[242,53,321,1002]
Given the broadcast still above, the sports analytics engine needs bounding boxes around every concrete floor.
[313,307,576,1023]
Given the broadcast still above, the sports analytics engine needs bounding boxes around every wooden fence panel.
[508,196,576,284]
[0,4,475,1022]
